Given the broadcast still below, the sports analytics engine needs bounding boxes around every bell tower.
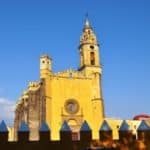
[79,18,101,76]
[79,17,105,138]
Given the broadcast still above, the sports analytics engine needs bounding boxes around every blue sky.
[0,0,150,125]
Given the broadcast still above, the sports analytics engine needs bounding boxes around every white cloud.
[0,98,15,126]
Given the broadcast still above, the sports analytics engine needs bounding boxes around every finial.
[80,120,91,131]
[85,13,90,28]
[99,120,112,131]
[18,121,29,132]
[60,121,71,132]
[137,120,150,131]
[0,120,8,132]
[40,122,50,132]
[119,120,131,131]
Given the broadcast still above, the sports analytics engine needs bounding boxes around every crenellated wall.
[1,120,150,150]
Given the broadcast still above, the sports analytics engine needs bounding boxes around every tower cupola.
[80,18,98,46]
[40,55,52,78]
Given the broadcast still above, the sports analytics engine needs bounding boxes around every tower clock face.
[65,99,79,114]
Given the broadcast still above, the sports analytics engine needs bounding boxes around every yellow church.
[13,18,141,141]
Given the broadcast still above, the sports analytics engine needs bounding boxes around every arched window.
[90,52,95,65]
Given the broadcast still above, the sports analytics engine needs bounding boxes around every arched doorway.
[68,119,80,141]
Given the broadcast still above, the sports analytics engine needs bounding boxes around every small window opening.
[90,52,95,65]
[42,60,45,64]
[90,45,94,50]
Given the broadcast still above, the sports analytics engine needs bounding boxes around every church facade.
[14,18,105,141]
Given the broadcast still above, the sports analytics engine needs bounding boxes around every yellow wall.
[105,118,141,139]
[8,127,14,141]
[45,70,104,140]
